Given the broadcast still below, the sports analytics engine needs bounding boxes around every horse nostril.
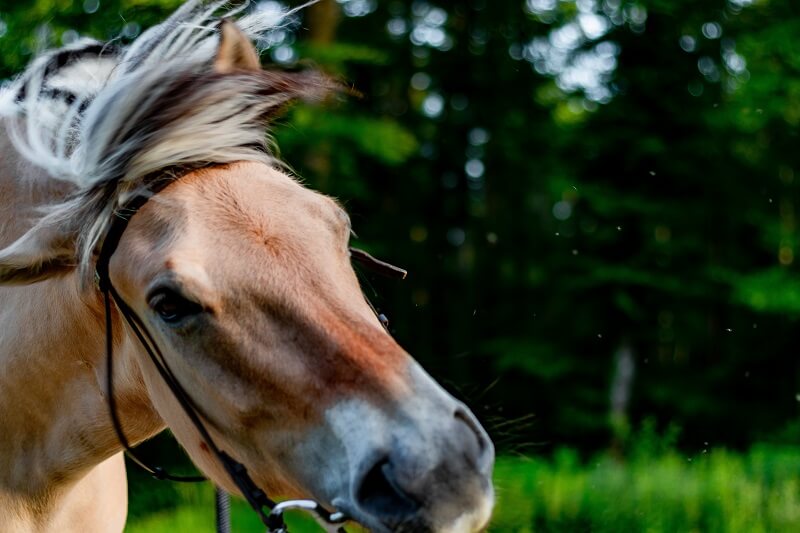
[454,407,493,471]
[356,457,420,520]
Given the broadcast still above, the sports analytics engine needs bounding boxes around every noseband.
[95,174,406,533]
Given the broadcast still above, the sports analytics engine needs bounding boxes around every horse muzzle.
[321,365,495,533]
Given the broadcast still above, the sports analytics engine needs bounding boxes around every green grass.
[493,445,800,532]
[126,445,800,532]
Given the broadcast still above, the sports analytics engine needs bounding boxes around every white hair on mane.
[0,0,330,283]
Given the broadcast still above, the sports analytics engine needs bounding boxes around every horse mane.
[0,0,331,283]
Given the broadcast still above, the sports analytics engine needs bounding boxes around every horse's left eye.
[149,289,203,324]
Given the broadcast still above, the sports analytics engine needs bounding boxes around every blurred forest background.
[2,0,800,530]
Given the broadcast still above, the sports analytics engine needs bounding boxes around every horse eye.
[149,289,203,324]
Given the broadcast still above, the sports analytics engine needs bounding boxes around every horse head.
[0,8,494,532]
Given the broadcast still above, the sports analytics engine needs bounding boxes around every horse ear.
[0,223,75,285]
[214,20,261,74]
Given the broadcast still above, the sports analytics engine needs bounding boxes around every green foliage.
[0,0,182,77]
[730,267,800,314]
[278,106,418,168]
[506,450,788,531]
[483,339,574,380]
[298,42,390,69]
[492,446,800,532]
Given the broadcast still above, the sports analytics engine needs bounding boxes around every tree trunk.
[609,341,635,456]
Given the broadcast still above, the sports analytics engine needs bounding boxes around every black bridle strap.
[103,281,280,527]
[96,178,283,528]
[103,286,205,481]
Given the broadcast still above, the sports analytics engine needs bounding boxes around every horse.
[0,2,494,532]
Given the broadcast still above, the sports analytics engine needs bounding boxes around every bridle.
[95,175,407,533]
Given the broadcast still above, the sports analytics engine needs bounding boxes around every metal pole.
[215,487,232,533]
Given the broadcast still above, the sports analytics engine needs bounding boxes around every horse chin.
[331,494,495,533]
[436,493,495,533]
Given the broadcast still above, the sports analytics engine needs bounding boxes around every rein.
[95,177,406,533]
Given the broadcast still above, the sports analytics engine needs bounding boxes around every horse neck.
[0,127,164,498]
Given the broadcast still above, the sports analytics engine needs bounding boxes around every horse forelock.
[0,0,332,285]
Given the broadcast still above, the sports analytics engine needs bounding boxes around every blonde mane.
[0,0,329,283]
